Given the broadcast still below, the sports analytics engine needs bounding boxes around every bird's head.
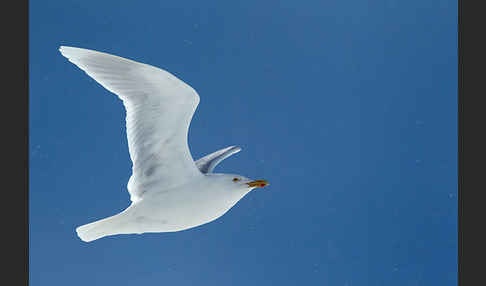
[210,173,269,192]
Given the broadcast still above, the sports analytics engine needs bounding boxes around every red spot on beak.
[247,180,269,188]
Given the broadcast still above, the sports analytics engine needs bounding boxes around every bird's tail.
[76,213,127,242]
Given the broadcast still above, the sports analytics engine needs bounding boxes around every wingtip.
[227,145,242,154]
[58,46,85,56]
[59,45,70,52]
[58,45,72,56]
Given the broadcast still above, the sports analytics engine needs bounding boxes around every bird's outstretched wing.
[195,146,242,173]
[60,46,202,202]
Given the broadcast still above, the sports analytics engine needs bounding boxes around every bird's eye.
[233,178,240,182]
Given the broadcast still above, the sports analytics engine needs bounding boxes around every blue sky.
[30,0,457,285]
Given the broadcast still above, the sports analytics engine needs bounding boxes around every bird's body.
[76,173,253,241]
[59,46,268,242]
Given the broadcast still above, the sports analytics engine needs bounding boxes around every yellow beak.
[246,180,269,188]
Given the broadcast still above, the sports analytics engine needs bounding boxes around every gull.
[59,46,269,242]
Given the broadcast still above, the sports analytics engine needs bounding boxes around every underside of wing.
[59,46,203,201]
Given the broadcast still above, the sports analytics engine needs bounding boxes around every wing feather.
[195,146,242,173]
[60,46,202,201]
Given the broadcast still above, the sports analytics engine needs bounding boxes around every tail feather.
[76,214,125,242]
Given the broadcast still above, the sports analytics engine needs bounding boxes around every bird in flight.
[59,46,269,242]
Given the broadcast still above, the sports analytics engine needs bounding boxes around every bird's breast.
[128,182,243,231]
